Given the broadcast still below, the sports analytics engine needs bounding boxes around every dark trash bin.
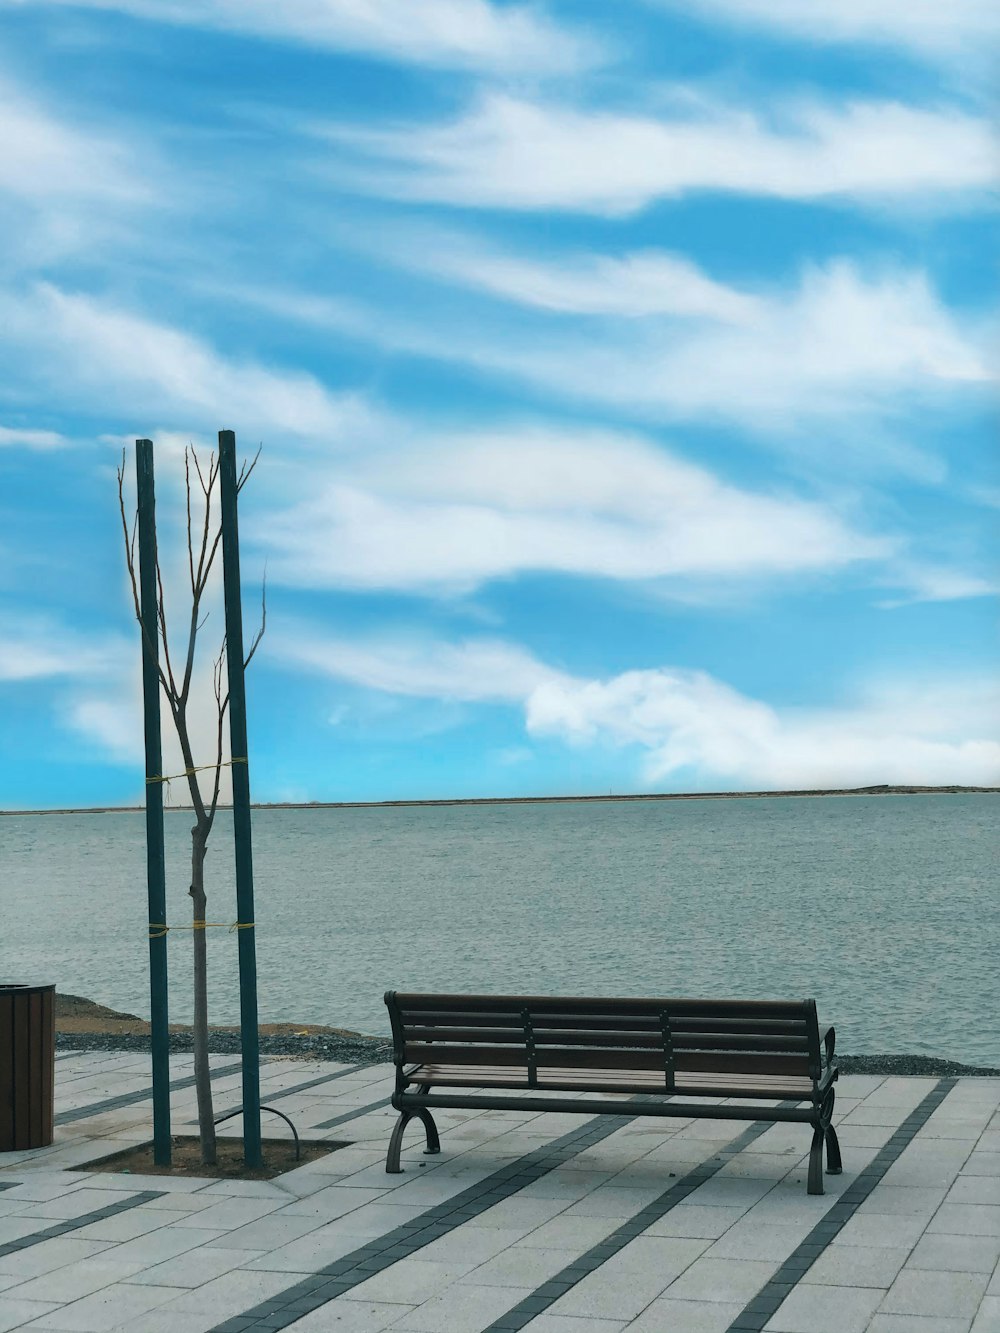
[0,984,55,1151]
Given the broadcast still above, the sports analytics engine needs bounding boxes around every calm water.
[1,795,996,1064]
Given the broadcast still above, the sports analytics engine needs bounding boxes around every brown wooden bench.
[384,991,841,1193]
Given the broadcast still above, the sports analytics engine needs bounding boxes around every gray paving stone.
[805,1243,909,1288]
[547,1265,672,1321]
[662,1255,777,1305]
[71,1208,173,1243]
[0,1237,116,1279]
[831,1211,929,1250]
[606,1234,709,1274]
[288,1299,419,1331]
[708,1220,808,1262]
[929,1205,1000,1237]
[277,1186,387,1222]
[972,1295,1000,1331]
[908,1232,1000,1273]
[644,1205,746,1239]
[4,1257,147,1304]
[25,1281,180,1331]
[342,1257,468,1304]
[520,1317,628,1333]
[513,1215,626,1252]
[169,1196,288,1231]
[122,1244,268,1288]
[0,1296,61,1331]
[951,1177,1000,1205]
[626,1298,744,1333]
[867,1316,972,1332]
[389,1280,533,1332]
[881,1268,989,1317]
[204,1212,328,1250]
[764,1281,884,1332]
[152,1268,298,1318]
[856,1185,948,1216]
[965,1155,1000,1178]
[463,1245,579,1288]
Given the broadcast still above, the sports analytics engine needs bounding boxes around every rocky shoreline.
[54,1030,999,1078]
[51,995,999,1076]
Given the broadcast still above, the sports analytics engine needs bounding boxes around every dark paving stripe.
[190,1063,370,1126]
[313,1093,392,1131]
[725,1077,957,1333]
[206,1102,645,1332]
[479,1108,798,1332]
[0,1189,164,1257]
[55,1060,245,1125]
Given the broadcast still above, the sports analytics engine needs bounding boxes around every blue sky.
[0,0,997,808]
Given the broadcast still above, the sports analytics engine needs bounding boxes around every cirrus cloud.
[323,92,996,214]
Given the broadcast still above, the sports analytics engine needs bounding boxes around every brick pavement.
[0,1054,996,1332]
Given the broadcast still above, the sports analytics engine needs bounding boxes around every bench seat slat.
[406,1062,815,1099]
[403,1042,811,1078]
[402,1013,813,1036]
[404,1027,810,1053]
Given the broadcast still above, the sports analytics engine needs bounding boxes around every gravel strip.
[54,1032,999,1076]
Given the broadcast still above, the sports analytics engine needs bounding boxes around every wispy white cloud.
[244,252,989,464]
[275,625,1000,788]
[527,666,1000,788]
[258,425,891,593]
[358,226,764,322]
[324,92,996,214]
[11,0,600,73]
[274,627,565,702]
[4,285,377,442]
[0,80,146,205]
[0,424,67,449]
[650,0,1000,64]
[0,613,127,683]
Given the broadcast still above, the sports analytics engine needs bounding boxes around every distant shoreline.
[3,784,997,816]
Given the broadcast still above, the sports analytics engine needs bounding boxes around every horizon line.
[2,783,998,816]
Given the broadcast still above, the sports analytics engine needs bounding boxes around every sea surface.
[1,795,996,1065]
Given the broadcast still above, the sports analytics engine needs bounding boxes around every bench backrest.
[385,992,823,1088]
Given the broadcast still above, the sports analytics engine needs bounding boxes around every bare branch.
[243,567,267,670]
[190,446,209,498]
[118,454,174,705]
[155,562,179,701]
[185,450,195,595]
[236,445,262,492]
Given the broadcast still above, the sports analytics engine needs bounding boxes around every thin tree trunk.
[190,823,217,1165]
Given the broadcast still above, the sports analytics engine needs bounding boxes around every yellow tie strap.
[145,757,248,786]
[149,921,255,939]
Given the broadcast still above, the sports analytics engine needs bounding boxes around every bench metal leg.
[385,1089,440,1173]
[808,1087,841,1193]
[823,1088,842,1175]
[807,1123,825,1195]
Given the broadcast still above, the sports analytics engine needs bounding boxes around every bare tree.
[118,446,264,1165]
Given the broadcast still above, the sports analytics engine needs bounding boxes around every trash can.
[0,984,55,1151]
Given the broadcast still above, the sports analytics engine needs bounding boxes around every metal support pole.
[218,428,263,1168]
[135,439,171,1166]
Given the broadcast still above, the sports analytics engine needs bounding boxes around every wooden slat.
[670,1033,810,1053]
[406,1027,668,1049]
[673,1050,809,1077]
[397,993,812,1019]
[404,1044,529,1067]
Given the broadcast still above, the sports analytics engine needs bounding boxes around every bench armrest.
[820,1024,836,1066]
